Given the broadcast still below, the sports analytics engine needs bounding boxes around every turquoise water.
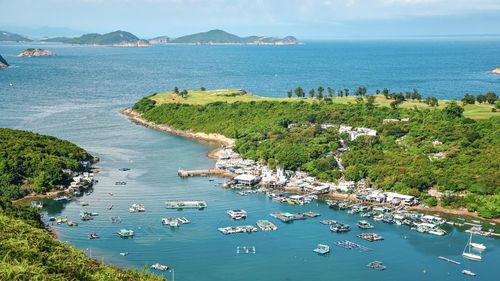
[1,39,499,281]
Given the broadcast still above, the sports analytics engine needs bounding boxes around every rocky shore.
[18,48,55,57]
[0,54,8,67]
[121,108,235,147]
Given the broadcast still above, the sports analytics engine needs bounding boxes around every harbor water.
[1,39,499,280]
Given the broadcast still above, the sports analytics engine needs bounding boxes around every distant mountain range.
[0,29,298,46]
[0,30,32,42]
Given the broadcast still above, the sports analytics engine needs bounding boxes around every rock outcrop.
[18,48,55,57]
[0,54,9,68]
[491,67,500,75]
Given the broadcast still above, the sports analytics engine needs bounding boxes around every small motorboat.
[462,270,476,276]
[470,243,486,251]
[88,233,100,239]
[119,252,129,256]
[367,261,386,271]
[313,244,330,255]
[150,263,169,271]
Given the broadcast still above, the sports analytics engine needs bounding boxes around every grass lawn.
[150,89,499,119]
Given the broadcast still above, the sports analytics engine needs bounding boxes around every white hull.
[462,252,481,261]
[470,243,486,251]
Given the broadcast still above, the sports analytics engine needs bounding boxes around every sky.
[1,0,500,39]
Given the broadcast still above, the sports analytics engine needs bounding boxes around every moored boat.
[150,263,169,271]
[256,220,278,231]
[165,200,207,209]
[227,209,247,220]
[462,270,476,276]
[357,220,374,229]
[462,233,482,261]
[367,261,386,271]
[313,244,330,255]
[117,229,134,238]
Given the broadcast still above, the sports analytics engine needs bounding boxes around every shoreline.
[122,108,498,224]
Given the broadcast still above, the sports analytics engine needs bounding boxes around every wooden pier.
[178,168,235,179]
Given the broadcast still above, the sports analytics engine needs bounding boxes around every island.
[42,30,151,47]
[0,30,32,42]
[18,48,56,57]
[491,67,500,75]
[0,54,8,67]
[125,88,499,220]
[0,128,163,280]
[159,29,298,45]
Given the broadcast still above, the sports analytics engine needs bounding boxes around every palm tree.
[317,86,324,98]
[327,87,334,97]
[294,87,304,98]
[345,88,350,97]
[338,89,343,98]
[287,90,292,98]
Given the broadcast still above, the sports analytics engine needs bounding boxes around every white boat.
[227,209,247,220]
[462,270,476,276]
[462,233,482,261]
[150,263,169,271]
[470,242,486,251]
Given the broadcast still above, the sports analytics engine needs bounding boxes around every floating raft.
[335,240,371,252]
[218,225,258,235]
[256,220,278,231]
[270,212,306,223]
[358,233,384,242]
[237,246,256,254]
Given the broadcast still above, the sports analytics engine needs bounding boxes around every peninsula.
[18,48,56,57]
[0,54,8,67]
[126,88,499,220]
[0,128,163,280]
[0,30,32,42]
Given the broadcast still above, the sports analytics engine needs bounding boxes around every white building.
[234,174,260,186]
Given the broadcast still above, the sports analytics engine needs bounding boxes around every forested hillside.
[133,94,500,218]
[0,128,91,200]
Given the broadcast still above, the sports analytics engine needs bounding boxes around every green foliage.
[0,128,90,200]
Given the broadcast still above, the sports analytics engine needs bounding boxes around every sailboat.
[462,233,482,261]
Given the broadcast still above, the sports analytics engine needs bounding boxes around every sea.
[0,38,499,281]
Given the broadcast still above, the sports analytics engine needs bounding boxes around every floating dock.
[256,220,278,231]
[219,225,258,235]
[335,240,371,252]
[438,256,461,265]
[165,200,207,209]
[270,212,307,223]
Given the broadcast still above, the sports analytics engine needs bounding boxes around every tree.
[376,89,380,95]
[173,87,179,95]
[444,101,464,117]
[382,88,390,99]
[485,92,498,104]
[390,99,403,109]
[294,87,304,98]
[317,86,324,98]
[424,96,439,107]
[461,93,476,105]
[361,87,367,96]
[180,89,188,98]
[345,88,350,97]
[365,95,376,108]
[200,87,206,91]
[411,89,421,100]
[327,87,334,97]
[405,91,412,100]
[355,87,363,96]
[309,88,315,98]
[476,94,486,104]
[338,89,343,97]
[287,90,292,98]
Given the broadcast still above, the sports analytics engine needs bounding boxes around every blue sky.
[1,0,500,39]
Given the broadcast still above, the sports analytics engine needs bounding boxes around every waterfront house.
[234,174,260,186]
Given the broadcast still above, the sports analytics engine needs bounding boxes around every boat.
[150,263,169,271]
[67,220,78,227]
[462,270,476,276]
[373,214,384,221]
[438,256,460,265]
[88,233,100,239]
[115,181,127,185]
[319,220,337,225]
[108,204,113,210]
[470,242,486,251]
[129,203,145,212]
[165,200,207,209]
[56,216,68,224]
[118,168,131,171]
[357,220,374,229]
[119,252,129,256]
[162,218,180,227]
[270,212,306,223]
[330,223,351,233]
[218,225,258,235]
[313,244,330,255]
[31,201,44,208]
[54,196,71,202]
[256,220,278,231]
[227,209,247,220]
[110,216,122,223]
[80,202,89,206]
[303,212,320,218]
[367,261,386,271]
[117,229,135,238]
[462,233,482,261]
[357,233,384,242]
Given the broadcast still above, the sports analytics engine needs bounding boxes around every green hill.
[171,29,297,44]
[43,30,150,46]
[0,30,32,42]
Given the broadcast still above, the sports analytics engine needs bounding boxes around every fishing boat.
[129,203,145,212]
[462,233,482,261]
[162,218,180,227]
[227,209,247,220]
[313,244,330,255]
[357,233,384,242]
[117,229,134,238]
[67,220,78,227]
[330,223,351,233]
[319,220,337,225]
[367,261,386,271]
[165,200,207,209]
[256,220,278,231]
[218,225,258,235]
[462,270,476,276]
[357,220,374,229]
[151,263,169,271]
[88,233,100,239]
